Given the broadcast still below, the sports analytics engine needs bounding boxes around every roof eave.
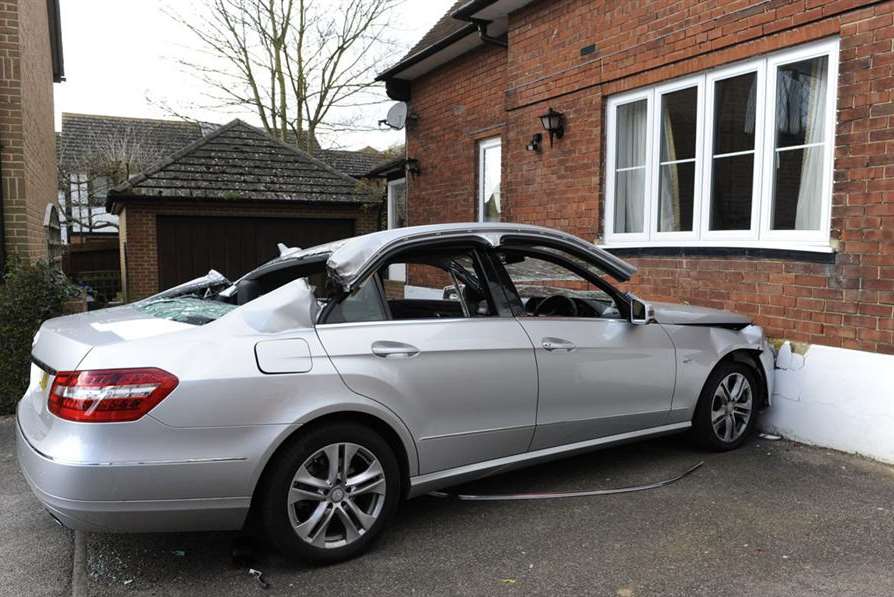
[375,22,478,83]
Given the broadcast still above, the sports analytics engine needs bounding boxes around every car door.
[491,243,677,451]
[316,244,538,475]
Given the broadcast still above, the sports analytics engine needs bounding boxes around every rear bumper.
[15,413,254,532]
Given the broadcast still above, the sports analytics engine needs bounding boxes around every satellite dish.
[381,102,408,130]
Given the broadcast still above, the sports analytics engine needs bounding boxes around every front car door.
[489,242,678,450]
[316,243,538,475]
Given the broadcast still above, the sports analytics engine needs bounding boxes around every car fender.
[659,323,768,417]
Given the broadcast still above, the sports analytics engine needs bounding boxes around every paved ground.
[4,414,894,596]
[0,416,73,597]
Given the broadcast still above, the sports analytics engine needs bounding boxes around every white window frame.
[604,88,653,243]
[477,137,502,223]
[652,75,705,243]
[603,37,839,252]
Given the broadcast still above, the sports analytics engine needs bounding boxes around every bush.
[0,259,81,415]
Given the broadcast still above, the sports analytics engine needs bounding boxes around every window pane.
[710,154,754,230]
[772,146,824,230]
[615,100,647,168]
[713,72,757,154]
[776,56,828,148]
[480,142,501,223]
[498,251,620,319]
[326,276,387,324]
[660,87,698,162]
[613,99,647,234]
[388,180,407,228]
[658,162,695,232]
[385,249,495,319]
[614,168,645,233]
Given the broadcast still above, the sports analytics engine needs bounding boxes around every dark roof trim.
[452,0,500,20]
[375,22,477,82]
[365,157,406,179]
[47,0,64,82]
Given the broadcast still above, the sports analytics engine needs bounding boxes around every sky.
[54,0,455,151]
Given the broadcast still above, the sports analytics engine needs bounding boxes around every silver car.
[17,223,773,563]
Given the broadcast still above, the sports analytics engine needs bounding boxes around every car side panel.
[316,318,539,475]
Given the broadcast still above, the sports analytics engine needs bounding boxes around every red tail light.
[48,368,179,422]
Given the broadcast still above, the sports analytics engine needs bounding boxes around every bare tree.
[57,125,172,236]
[170,0,401,152]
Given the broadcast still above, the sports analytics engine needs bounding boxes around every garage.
[156,215,354,288]
[106,120,381,299]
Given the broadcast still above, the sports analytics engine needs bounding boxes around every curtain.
[659,106,679,232]
[614,100,647,233]
[794,58,827,230]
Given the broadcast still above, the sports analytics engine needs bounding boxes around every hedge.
[0,259,81,415]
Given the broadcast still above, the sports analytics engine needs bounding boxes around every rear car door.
[491,244,677,450]
[316,244,538,475]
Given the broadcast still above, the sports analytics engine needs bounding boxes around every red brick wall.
[406,43,508,225]
[119,200,380,299]
[407,0,894,354]
[0,0,56,261]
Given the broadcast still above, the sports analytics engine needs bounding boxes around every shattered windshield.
[137,297,236,325]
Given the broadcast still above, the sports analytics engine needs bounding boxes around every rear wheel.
[692,362,759,451]
[259,423,401,564]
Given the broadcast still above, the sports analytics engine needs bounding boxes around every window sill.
[598,241,836,263]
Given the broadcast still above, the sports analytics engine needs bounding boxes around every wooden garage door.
[156,215,355,289]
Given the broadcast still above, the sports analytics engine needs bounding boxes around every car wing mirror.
[629,295,656,325]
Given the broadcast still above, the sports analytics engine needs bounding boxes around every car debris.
[429,462,703,501]
[249,568,270,590]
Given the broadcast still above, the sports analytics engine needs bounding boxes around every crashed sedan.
[17,223,773,563]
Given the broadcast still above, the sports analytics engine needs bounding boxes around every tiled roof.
[58,113,208,174]
[402,0,469,61]
[106,120,376,210]
[314,148,385,179]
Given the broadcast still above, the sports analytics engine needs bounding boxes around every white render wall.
[761,343,894,465]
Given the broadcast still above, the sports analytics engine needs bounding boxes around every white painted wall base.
[761,342,894,465]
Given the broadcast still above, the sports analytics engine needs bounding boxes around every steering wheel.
[533,294,579,317]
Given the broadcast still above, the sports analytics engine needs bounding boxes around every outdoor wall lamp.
[526,133,543,153]
[539,107,565,146]
[405,158,421,176]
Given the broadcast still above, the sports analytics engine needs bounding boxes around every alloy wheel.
[710,372,753,443]
[287,442,387,549]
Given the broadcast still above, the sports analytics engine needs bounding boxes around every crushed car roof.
[252,223,638,290]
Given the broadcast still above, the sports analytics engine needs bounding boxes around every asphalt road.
[0,416,73,597]
[81,429,894,597]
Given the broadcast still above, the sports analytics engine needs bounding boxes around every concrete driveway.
[4,415,894,596]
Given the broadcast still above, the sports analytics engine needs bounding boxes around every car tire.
[691,361,760,452]
[259,422,401,564]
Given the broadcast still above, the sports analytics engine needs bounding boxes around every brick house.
[0,0,64,267]
[106,119,380,300]
[378,0,894,462]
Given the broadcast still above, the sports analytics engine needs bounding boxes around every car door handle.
[541,338,576,352]
[371,341,420,359]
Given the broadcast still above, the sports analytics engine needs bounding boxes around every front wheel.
[259,423,401,564]
[691,362,759,451]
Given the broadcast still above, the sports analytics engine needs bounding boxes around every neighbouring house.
[0,0,65,268]
[378,0,894,462]
[57,113,213,244]
[106,119,380,300]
